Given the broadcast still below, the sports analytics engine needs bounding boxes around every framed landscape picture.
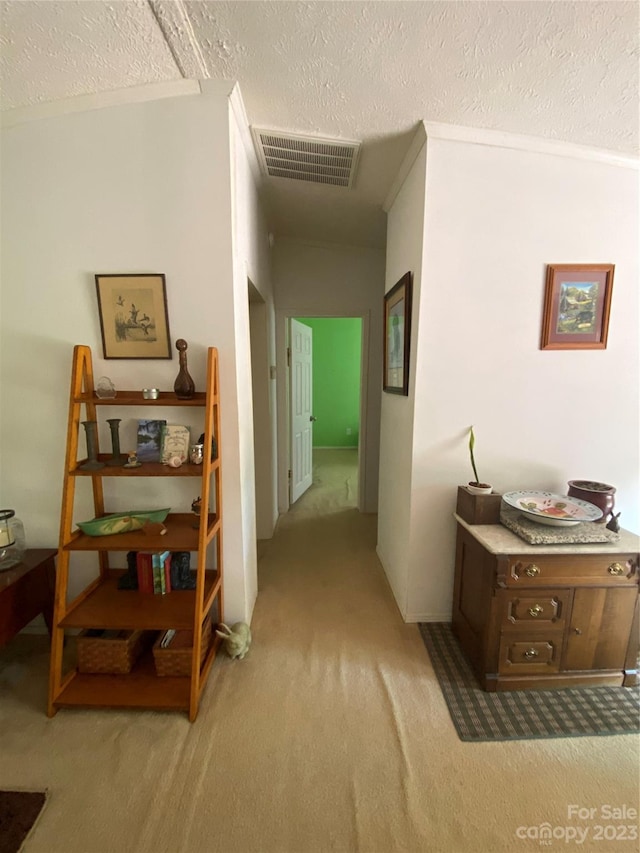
[383,271,412,395]
[136,419,167,463]
[95,273,172,359]
[540,264,614,350]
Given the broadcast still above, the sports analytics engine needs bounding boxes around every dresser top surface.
[455,514,640,556]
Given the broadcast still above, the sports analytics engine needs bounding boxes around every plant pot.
[466,482,493,495]
[456,486,502,524]
[567,480,615,524]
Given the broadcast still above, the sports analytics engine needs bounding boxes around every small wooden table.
[0,548,56,647]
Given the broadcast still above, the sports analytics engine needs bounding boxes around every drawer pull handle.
[528,605,543,617]
[524,648,539,659]
[573,628,582,635]
[608,562,625,576]
[524,564,540,577]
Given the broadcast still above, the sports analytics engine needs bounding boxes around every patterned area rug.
[0,791,47,853]
[419,623,640,742]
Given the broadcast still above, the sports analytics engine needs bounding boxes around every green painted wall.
[297,318,362,447]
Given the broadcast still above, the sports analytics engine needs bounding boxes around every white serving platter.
[502,490,603,527]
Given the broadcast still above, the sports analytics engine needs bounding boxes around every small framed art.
[95,273,172,359]
[136,419,166,463]
[540,264,614,350]
[383,271,412,395]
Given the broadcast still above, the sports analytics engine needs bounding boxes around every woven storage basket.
[153,616,212,677]
[77,628,151,674]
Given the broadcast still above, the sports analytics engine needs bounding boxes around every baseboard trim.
[406,612,450,624]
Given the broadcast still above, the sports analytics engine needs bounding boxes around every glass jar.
[190,444,204,465]
[0,509,26,571]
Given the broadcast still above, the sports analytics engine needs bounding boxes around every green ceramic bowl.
[76,508,170,537]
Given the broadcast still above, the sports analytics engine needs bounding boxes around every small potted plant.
[467,426,492,494]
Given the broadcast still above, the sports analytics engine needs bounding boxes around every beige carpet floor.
[1,449,638,853]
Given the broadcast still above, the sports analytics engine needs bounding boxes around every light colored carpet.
[1,449,638,853]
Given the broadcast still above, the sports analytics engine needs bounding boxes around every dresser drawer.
[503,554,638,587]
[498,590,570,630]
[498,634,563,675]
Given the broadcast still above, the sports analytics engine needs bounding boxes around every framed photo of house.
[540,264,614,351]
[95,273,172,359]
[383,271,412,395]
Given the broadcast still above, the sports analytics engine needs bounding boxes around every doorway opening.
[289,316,363,510]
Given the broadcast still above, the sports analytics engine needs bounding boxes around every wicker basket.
[153,617,212,677]
[77,628,152,674]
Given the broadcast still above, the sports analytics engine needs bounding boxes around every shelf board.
[63,513,219,552]
[71,458,220,477]
[53,638,222,714]
[61,571,221,629]
[54,655,190,711]
[74,391,213,407]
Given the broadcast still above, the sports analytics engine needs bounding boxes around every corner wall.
[228,84,277,608]
[405,132,639,621]
[0,82,269,623]
[376,142,428,618]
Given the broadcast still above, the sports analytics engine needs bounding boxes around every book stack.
[137,550,171,594]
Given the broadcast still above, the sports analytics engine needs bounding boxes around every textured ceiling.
[1,1,638,247]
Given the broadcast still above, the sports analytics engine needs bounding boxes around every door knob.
[310,416,317,422]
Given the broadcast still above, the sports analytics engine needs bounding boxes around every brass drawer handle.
[608,562,626,576]
[523,648,539,659]
[524,564,540,577]
[528,605,543,617]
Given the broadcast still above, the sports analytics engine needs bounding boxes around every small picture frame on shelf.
[136,419,167,463]
[95,273,172,359]
[161,425,191,464]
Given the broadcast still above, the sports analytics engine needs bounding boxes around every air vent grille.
[252,129,360,188]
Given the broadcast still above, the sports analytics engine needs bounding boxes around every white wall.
[404,133,639,621]
[377,143,428,618]
[0,82,267,623]
[272,238,386,514]
[228,85,277,614]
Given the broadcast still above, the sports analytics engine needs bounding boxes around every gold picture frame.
[95,273,172,359]
[540,264,614,351]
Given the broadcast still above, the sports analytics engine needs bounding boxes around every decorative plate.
[502,491,603,527]
[77,508,170,537]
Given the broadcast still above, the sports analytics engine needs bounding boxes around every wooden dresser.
[452,516,640,691]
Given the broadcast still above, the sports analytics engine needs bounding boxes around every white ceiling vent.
[251,128,360,189]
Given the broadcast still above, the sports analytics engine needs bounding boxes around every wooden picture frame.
[540,264,614,350]
[383,271,412,394]
[95,273,172,359]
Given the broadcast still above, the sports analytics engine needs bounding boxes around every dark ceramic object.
[174,338,195,399]
[79,421,105,471]
[567,480,616,524]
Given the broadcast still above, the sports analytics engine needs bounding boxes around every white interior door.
[290,319,313,503]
